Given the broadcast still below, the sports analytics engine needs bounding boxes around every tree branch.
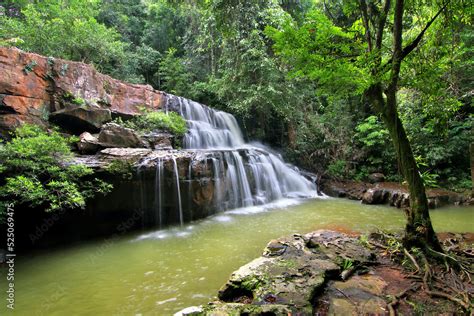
[400,1,449,61]
[382,1,449,71]
[376,0,391,50]
[358,0,373,52]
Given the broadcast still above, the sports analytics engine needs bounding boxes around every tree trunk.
[470,142,474,197]
[367,85,442,251]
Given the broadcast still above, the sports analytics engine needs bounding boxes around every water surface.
[2,198,473,315]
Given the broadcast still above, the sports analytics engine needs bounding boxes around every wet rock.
[322,179,468,209]
[99,147,152,161]
[192,178,214,207]
[217,231,353,313]
[77,132,101,154]
[98,123,146,148]
[49,105,111,133]
[362,188,388,204]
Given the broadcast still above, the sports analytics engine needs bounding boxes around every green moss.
[241,276,261,291]
[276,259,298,269]
[62,92,86,106]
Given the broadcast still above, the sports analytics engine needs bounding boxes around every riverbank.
[178,230,474,315]
[321,179,473,209]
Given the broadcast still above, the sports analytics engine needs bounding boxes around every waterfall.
[154,158,164,228]
[138,94,317,227]
[172,157,184,226]
[177,95,316,208]
[178,97,245,149]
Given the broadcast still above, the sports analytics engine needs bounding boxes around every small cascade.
[211,157,223,209]
[172,157,184,226]
[154,158,164,228]
[176,97,245,149]
[175,94,316,206]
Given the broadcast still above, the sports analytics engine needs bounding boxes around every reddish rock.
[0,48,50,100]
[1,94,45,115]
[0,47,169,138]
[49,105,112,133]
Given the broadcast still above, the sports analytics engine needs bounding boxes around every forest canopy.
[0,0,472,192]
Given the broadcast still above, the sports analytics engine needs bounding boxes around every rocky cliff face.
[0,47,167,138]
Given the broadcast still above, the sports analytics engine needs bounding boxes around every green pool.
[2,198,473,315]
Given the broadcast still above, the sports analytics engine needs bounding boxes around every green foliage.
[353,116,396,178]
[265,9,369,97]
[72,97,85,106]
[1,0,128,74]
[358,234,370,248]
[341,258,354,270]
[159,48,193,97]
[105,160,134,180]
[327,160,347,179]
[0,125,112,218]
[113,110,187,136]
[1,0,470,193]
[415,156,440,188]
[355,116,389,148]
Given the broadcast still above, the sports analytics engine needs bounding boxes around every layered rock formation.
[0,47,166,138]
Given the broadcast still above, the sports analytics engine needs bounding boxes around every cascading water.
[154,158,164,228]
[175,95,317,209]
[172,157,184,226]
[138,94,317,227]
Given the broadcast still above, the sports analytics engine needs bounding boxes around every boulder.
[362,188,388,204]
[368,172,385,183]
[77,132,101,154]
[216,231,376,313]
[142,132,173,149]
[49,105,111,134]
[98,123,146,148]
[175,303,293,316]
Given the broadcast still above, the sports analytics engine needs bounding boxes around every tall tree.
[268,0,463,251]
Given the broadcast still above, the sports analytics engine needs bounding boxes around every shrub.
[0,125,112,220]
[327,160,347,179]
[114,110,187,136]
[105,160,134,180]
[354,115,397,178]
